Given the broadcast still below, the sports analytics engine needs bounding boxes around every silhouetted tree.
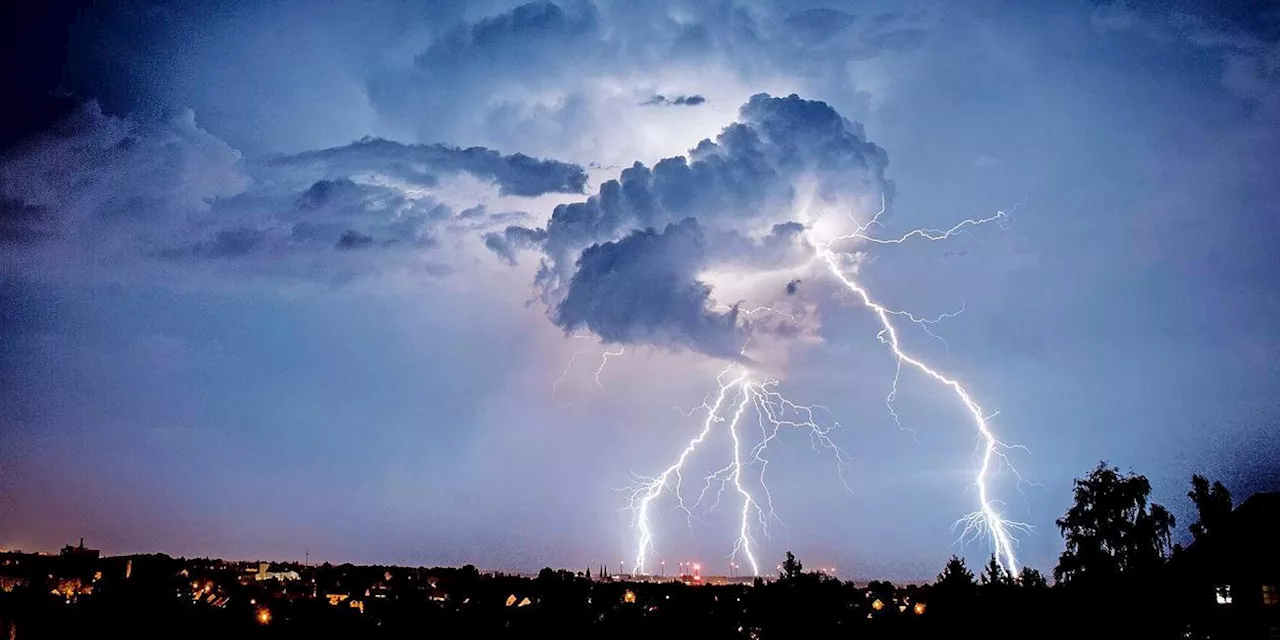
[752,552,851,637]
[1186,474,1232,544]
[1054,461,1175,585]
[779,551,802,580]
[930,555,978,622]
[1016,566,1048,589]
[980,554,1012,586]
[937,555,975,587]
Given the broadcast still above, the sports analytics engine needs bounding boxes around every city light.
[256,607,271,625]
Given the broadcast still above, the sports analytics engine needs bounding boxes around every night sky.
[2,0,1278,582]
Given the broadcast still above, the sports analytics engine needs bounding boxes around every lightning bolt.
[813,198,1029,574]
[725,382,759,576]
[551,335,619,406]
[627,358,850,576]
[617,194,1028,577]
[595,346,625,391]
[627,366,748,575]
[551,346,593,407]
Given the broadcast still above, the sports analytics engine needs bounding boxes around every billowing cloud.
[554,217,815,360]
[491,93,892,358]
[0,101,247,239]
[555,218,745,359]
[52,0,941,172]
[0,100,586,282]
[484,225,548,266]
[358,1,934,166]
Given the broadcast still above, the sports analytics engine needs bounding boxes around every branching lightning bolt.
[814,199,1030,574]
[626,358,851,577]
[626,366,748,575]
[612,194,1029,577]
[551,335,624,405]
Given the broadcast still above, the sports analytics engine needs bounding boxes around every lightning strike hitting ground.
[626,366,748,575]
[813,200,1031,575]
[618,198,1029,578]
[725,384,759,576]
[625,360,851,577]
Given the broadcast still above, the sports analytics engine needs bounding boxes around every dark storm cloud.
[495,93,890,267]
[490,93,891,358]
[415,1,601,70]
[0,101,246,232]
[555,218,745,359]
[368,1,605,145]
[265,138,588,197]
[484,226,548,266]
[46,0,943,162]
[0,100,586,282]
[641,94,707,107]
[336,230,375,250]
[358,1,939,157]
[551,217,812,359]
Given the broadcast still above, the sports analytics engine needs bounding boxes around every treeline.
[0,463,1251,639]
[756,461,1241,639]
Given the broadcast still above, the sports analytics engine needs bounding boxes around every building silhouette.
[1179,492,1280,638]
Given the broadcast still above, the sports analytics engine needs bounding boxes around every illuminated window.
[1215,585,1232,605]
[1263,585,1278,606]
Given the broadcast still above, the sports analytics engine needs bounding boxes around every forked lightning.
[619,197,1029,577]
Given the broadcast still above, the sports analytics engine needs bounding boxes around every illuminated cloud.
[490,93,891,357]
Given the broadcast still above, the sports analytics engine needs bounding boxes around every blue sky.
[2,0,1277,581]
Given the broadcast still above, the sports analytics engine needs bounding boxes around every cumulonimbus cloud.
[488,92,894,359]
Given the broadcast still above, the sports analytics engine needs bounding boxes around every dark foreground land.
[4,466,1275,638]
[0,549,1257,640]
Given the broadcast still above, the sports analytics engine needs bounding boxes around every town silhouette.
[3,463,1275,639]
